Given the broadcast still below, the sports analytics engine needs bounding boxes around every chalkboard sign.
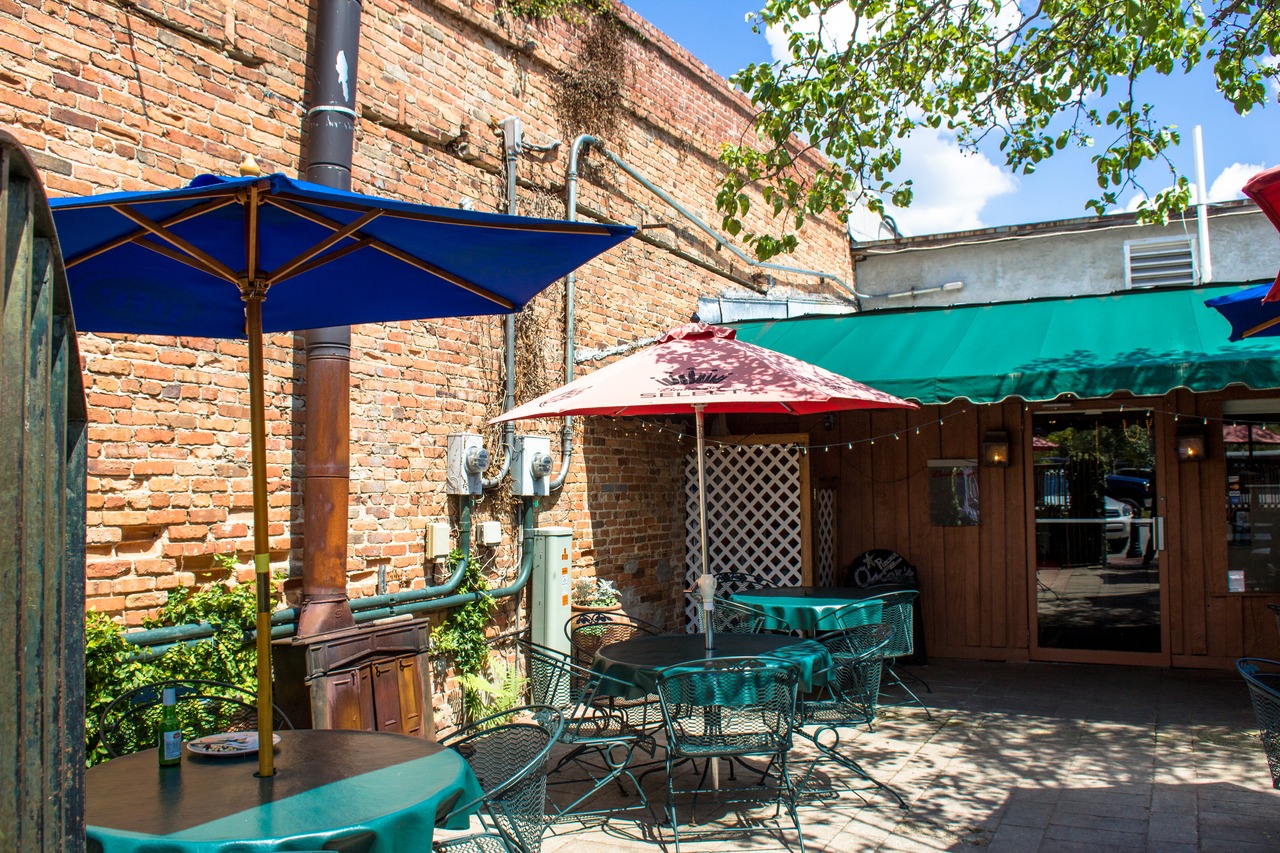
[844,549,926,665]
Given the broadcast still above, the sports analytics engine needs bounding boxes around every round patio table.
[590,633,832,700]
[85,728,484,853]
[732,586,885,633]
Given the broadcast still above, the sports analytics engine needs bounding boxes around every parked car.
[1106,469,1154,510]
[1104,496,1133,553]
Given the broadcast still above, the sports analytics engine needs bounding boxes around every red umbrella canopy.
[1244,165,1280,300]
[490,323,917,422]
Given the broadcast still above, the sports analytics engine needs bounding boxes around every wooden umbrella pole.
[245,290,275,777]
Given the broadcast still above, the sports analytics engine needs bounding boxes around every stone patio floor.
[534,659,1279,852]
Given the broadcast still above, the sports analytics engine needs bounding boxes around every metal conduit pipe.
[347,497,535,622]
[549,134,866,490]
[124,495,481,650]
[484,119,523,490]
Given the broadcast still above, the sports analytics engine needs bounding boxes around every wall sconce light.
[982,430,1010,467]
[1176,426,1207,462]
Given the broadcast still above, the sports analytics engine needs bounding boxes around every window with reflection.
[1225,416,1280,593]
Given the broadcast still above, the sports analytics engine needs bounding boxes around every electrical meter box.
[530,527,572,657]
[446,433,489,496]
[512,434,552,496]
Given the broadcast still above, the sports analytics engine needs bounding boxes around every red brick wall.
[4,0,855,627]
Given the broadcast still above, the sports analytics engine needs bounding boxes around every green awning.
[731,283,1280,405]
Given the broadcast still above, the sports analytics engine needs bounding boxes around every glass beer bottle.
[157,686,182,767]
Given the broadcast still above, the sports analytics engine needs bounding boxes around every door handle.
[1153,516,1165,551]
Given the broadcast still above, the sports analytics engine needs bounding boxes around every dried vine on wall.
[553,14,628,150]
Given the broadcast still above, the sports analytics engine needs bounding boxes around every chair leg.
[546,740,649,821]
[880,665,933,719]
[796,727,908,810]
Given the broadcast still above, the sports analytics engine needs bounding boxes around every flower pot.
[570,603,623,615]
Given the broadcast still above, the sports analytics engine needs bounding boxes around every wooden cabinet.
[274,621,434,739]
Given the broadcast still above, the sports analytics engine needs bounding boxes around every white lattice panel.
[685,443,804,629]
[816,487,835,586]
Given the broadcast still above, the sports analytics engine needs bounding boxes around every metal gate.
[0,129,88,850]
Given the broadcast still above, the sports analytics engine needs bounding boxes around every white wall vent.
[1124,236,1197,288]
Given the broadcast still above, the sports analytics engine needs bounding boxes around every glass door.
[1032,409,1163,660]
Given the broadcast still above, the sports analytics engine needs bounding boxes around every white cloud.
[1121,162,1268,212]
[873,130,1017,236]
[1209,163,1267,201]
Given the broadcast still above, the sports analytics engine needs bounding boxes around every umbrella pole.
[695,405,712,653]
[246,293,275,777]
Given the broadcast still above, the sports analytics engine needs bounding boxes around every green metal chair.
[862,588,932,717]
[654,657,805,853]
[1237,658,1280,789]
[99,679,293,758]
[797,623,907,808]
[564,614,666,734]
[710,595,768,634]
[712,571,768,595]
[436,705,564,853]
[516,638,652,822]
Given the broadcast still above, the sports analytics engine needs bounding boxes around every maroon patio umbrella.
[491,323,916,645]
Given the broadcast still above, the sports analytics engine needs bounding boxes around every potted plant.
[571,577,621,614]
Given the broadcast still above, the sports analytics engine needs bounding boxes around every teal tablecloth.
[85,729,484,853]
[732,587,884,633]
[590,633,832,700]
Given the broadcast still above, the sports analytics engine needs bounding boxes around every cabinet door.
[324,666,376,731]
[372,660,403,732]
[396,656,424,737]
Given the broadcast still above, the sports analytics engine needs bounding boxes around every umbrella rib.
[264,198,517,309]
[263,209,382,284]
[62,197,238,269]
[1244,315,1280,338]
[111,203,241,284]
[269,237,376,282]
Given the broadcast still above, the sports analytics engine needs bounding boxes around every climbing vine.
[429,550,496,676]
[553,13,628,147]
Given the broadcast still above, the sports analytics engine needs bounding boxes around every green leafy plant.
[460,654,528,726]
[83,560,274,766]
[572,577,619,607]
[430,551,496,677]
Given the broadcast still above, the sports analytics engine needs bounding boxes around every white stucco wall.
[853,203,1280,308]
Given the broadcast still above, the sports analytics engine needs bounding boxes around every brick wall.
[4,0,855,627]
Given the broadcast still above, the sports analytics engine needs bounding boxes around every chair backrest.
[440,705,564,853]
[654,657,799,756]
[813,623,894,720]
[861,588,918,658]
[712,571,767,596]
[565,612,663,669]
[99,679,293,758]
[710,596,767,634]
[1236,658,1280,788]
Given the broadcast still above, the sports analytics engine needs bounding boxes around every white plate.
[185,731,282,756]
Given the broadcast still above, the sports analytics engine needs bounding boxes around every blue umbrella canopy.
[50,173,634,337]
[51,172,633,776]
[1205,283,1280,341]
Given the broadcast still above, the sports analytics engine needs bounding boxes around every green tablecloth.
[732,587,884,633]
[590,633,832,700]
[85,729,483,853]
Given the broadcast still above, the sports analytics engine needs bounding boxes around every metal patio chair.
[797,623,907,808]
[710,595,768,634]
[654,657,805,853]
[516,638,652,822]
[436,705,564,853]
[565,613,666,733]
[712,571,768,596]
[861,587,932,717]
[1237,657,1280,789]
[99,679,293,758]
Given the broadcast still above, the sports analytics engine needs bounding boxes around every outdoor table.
[590,633,832,700]
[732,586,885,633]
[85,728,484,853]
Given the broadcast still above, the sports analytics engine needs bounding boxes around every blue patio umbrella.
[51,172,633,775]
[1206,165,1280,340]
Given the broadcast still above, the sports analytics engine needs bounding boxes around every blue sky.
[624,1,1279,238]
